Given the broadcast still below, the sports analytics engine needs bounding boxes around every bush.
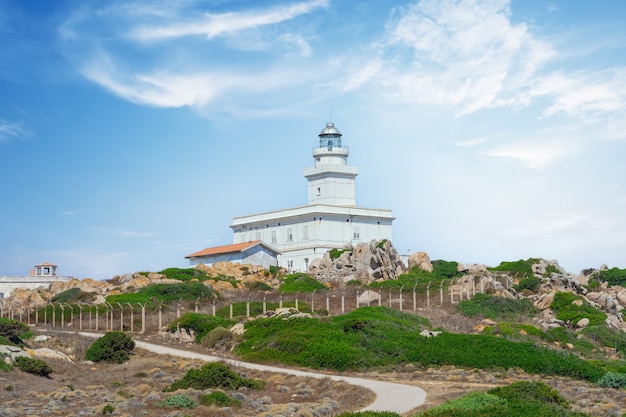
[202,327,233,348]
[199,391,241,407]
[513,276,543,293]
[597,372,626,388]
[165,362,264,392]
[279,273,326,293]
[159,267,210,282]
[107,281,217,305]
[422,391,506,414]
[14,356,53,377]
[244,280,272,291]
[168,313,236,343]
[456,293,536,320]
[329,248,350,259]
[488,258,538,277]
[550,292,607,326]
[0,318,30,345]
[85,331,135,363]
[51,287,93,303]
[102,404,115,414]
[489,381,569,406]
[157,394,198,409]
[598,267,626,287]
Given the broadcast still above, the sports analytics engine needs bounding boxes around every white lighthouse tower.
[304,122,358,206]
[226,121,395,272]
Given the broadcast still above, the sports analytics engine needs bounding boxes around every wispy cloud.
[0,119,29,143]
[453,137,486,147]
[129,0,328,42]
[378,0,554,115]
[60,210,78,217]
[482,139,576,169]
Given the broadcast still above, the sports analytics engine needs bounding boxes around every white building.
[229,122,394,271]
[0,262,73,298]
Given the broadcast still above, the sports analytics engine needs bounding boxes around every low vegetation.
[165,362,264,392]
[199,391,241,407]
[14,356,53,378]
[168,313,236,343]
[550,292,607,326]
[416,381,586,417]
[595,267,626,287]
[456,293,537,320]
[0,317,31,346]
[85,331,135,363]
[106,281,217,305]
[279,272,327,293]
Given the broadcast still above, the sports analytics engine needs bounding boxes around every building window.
[255,232,261,241]
[353,227,360,240]
[287,260,293,269]
[303,225,309,239]
[317,187,321,196]
[271,230,277,244]
[287,228,293,242]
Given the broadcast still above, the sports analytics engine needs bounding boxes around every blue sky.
[1,0,625,279]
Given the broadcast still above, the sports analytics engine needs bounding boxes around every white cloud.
[482,139,576,169]
[0,119,29,142]
[507,211,589,239]
[379,0,554,114]
[129,0,328,42]
[453,137,486,147]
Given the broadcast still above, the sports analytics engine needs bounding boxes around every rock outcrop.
[309,240,406,284]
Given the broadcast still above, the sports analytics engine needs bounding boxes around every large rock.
[311,240,407,284]
[408,252,433,272]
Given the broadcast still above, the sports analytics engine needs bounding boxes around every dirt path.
[78,332,427,414]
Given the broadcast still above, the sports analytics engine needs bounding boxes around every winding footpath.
[77,332,426,414]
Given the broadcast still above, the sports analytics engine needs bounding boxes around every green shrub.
[165,362,263,392]
[457,293,536,320]
[51,287,94,303]
[244,280,272,291]
[581,325,626,355]
[168,313,236,343]
[157,394,198,409]
[329,248,350,259]
[85,331,135,363]
[597,372,626,388]
[513,276,543,293]
[102,404,115,414]
[198,391,241,407]
[597,267,626,287]
[279,273,326,293]
[550,292,607,326]
[159,267,210,282]
[14,356,53,377]
[488,381,569,407]
[427,391,506,413]
[488,258,538,277]
[0,318,29,345]
[107,281,216,304]
[202,327,233,348]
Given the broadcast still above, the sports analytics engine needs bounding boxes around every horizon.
[1,0,625,280]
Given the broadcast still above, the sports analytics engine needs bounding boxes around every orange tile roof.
[185,241,265,259]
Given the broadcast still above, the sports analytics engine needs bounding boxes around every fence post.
[52,303,56,328]
[77,304,83,330]
[341,290,345,314]
[326,290,330,312]
[35,306,39,325]
[59,303,66,328]
[279,293,283,309]
[399,285,404,311]
[212,298,216,317]
[295,291,300,311]
[229,302,233,319]
[117,302,124,331]
[388,288,392,308]
[311,290,316,313]
[139,303,146,334]
[427,282,431,308]
[95,305,99,331]
[158,304,162,330]
[106,302,112,330]
[450,279,455,304]
[127,303,134,333]
[246,296,250,318]
[413,283,418,312]
[195,298,200,313]
[177,299,182,319]
[263,293,267,314]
